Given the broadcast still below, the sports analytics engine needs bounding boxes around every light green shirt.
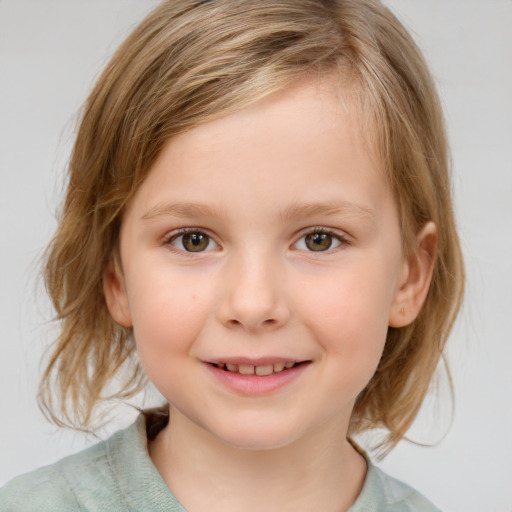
[0,414,441,511]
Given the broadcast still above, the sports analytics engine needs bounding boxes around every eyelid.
[161,226,350,254]
[163,227,220,252]
[292,226,351,252]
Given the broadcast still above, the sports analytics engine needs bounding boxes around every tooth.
[226,364,238,372]
[215,363,225,369]
[255,364,273,376]
[284,362,295,369]
[273,363,285,373]
[238,364,255,375]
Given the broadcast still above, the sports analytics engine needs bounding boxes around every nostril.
[227,317,278,329]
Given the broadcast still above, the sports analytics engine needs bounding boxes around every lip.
[204,359,311,396]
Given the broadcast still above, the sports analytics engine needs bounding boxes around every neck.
[149,407,367,512]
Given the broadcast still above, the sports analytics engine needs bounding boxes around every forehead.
[124,76,389,222]
[162,77,378,167]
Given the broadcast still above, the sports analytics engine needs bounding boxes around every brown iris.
[304,232,333,251]
[182,233,210,252]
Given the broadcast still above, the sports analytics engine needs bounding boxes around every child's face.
[105,78,411,450]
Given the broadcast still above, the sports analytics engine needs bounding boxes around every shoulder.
[1,413,180,512]
[0,429,128,512]
[349,460,442,512]
[0,461,80,512]
[371,464,442,511]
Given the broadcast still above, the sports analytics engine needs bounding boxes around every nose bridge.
[219,243,290,331]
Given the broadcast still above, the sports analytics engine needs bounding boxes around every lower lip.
[206,363,310,396]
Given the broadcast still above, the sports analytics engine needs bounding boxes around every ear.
[389,221,437,327]
[103,256,133,328]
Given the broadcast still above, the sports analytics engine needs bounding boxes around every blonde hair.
[40,0,464,452]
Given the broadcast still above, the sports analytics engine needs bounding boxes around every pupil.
[183,233,208,252]
[305,233,332,251]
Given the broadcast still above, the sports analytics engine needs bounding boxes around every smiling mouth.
[210,361,306,376]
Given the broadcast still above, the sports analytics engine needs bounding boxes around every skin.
[104,77,437,512]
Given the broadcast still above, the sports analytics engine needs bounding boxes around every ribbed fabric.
[1,414,441,512]
[348,456,441,511]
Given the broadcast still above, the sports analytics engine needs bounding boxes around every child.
[0,0,464,511]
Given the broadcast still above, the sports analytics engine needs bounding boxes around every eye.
[168,230,218,252]
[294,229,347,252]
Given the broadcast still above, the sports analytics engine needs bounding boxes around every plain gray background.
[1,1,511,511]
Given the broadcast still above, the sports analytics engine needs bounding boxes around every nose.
[216,251,291,332]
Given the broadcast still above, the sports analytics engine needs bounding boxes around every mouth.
[208,361,307,376]
[205,358,311,395]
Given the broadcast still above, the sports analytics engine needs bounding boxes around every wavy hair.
[39,0,464,452]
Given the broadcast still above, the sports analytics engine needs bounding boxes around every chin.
[210,420,308,452]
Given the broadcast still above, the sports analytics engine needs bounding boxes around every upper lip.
[204,357,308,366]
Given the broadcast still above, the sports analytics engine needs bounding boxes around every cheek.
[301,264,394,334]
[297,265,394,381]
[127,270,214,369]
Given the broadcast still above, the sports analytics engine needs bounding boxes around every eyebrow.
[141,199,375,222]
[279,199,375,222]
[141,201,226,221]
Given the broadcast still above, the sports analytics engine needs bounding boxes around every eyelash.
[163,227,349,254]
[294,227,349,253]
[164,227,219,253]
